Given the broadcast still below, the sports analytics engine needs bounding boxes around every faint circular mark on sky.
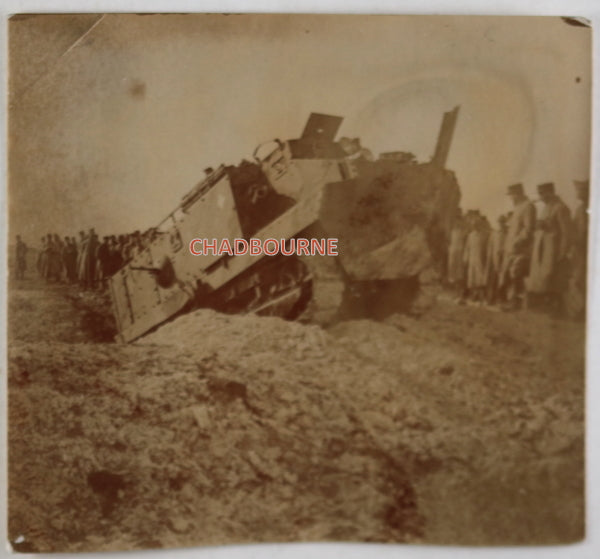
[350,72,535,217]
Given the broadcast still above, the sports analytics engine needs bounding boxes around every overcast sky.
[8,14,591,241]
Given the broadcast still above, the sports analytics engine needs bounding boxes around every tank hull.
[109,110,461,342]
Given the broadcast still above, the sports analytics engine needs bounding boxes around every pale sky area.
[8,14,591,242]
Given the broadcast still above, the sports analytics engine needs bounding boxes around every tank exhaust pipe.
[431,105,460,168]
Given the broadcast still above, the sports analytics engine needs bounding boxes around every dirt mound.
[7,281,584,551]
[8,309,425,552]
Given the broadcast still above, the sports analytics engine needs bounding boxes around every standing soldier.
[463,211,487,303]
[37,236,48,278]
[86,229,99,289]
[123,233,133,262]
[76,231,87,284]
[63,237,78,283]
[484,215,507,305]
[15,235,27,280]
[500,183,536,310]
[526,182,572,314]
[96,236,110,290]
[447,208,467,302]
[109,235,123,275]
[77,231,89,286]
[62,236,70,282]
[45,233,60,282]
[566,180,589,318]
[71,237,79,263]
[53,234,65,282]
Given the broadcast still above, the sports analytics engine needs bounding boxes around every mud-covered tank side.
[319,160,461,282]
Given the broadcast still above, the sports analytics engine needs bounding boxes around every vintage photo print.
[6,13,591,552]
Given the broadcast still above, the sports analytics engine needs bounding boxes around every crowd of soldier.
[447,180,589,317]
[13,179,590,319]
[34,228,157,290]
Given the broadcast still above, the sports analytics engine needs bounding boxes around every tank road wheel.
[297,254,347,325]
[248,258,307,319]
[210,256,308,319]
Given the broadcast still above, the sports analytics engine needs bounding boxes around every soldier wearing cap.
[526,182,572,313]
[15,235,27,280]
[463,210,488,303]
[499,183,536,309]
[484,214,508,305]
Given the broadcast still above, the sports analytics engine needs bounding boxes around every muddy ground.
[6,274,585,552]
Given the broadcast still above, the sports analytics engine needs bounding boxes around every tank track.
[296,254,347,325]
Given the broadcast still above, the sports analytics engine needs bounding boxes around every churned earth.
[6,274,585,552]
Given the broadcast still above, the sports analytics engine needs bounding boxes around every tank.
[109,108,461,342]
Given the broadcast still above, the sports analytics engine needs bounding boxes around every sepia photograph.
[5,12,592,553]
